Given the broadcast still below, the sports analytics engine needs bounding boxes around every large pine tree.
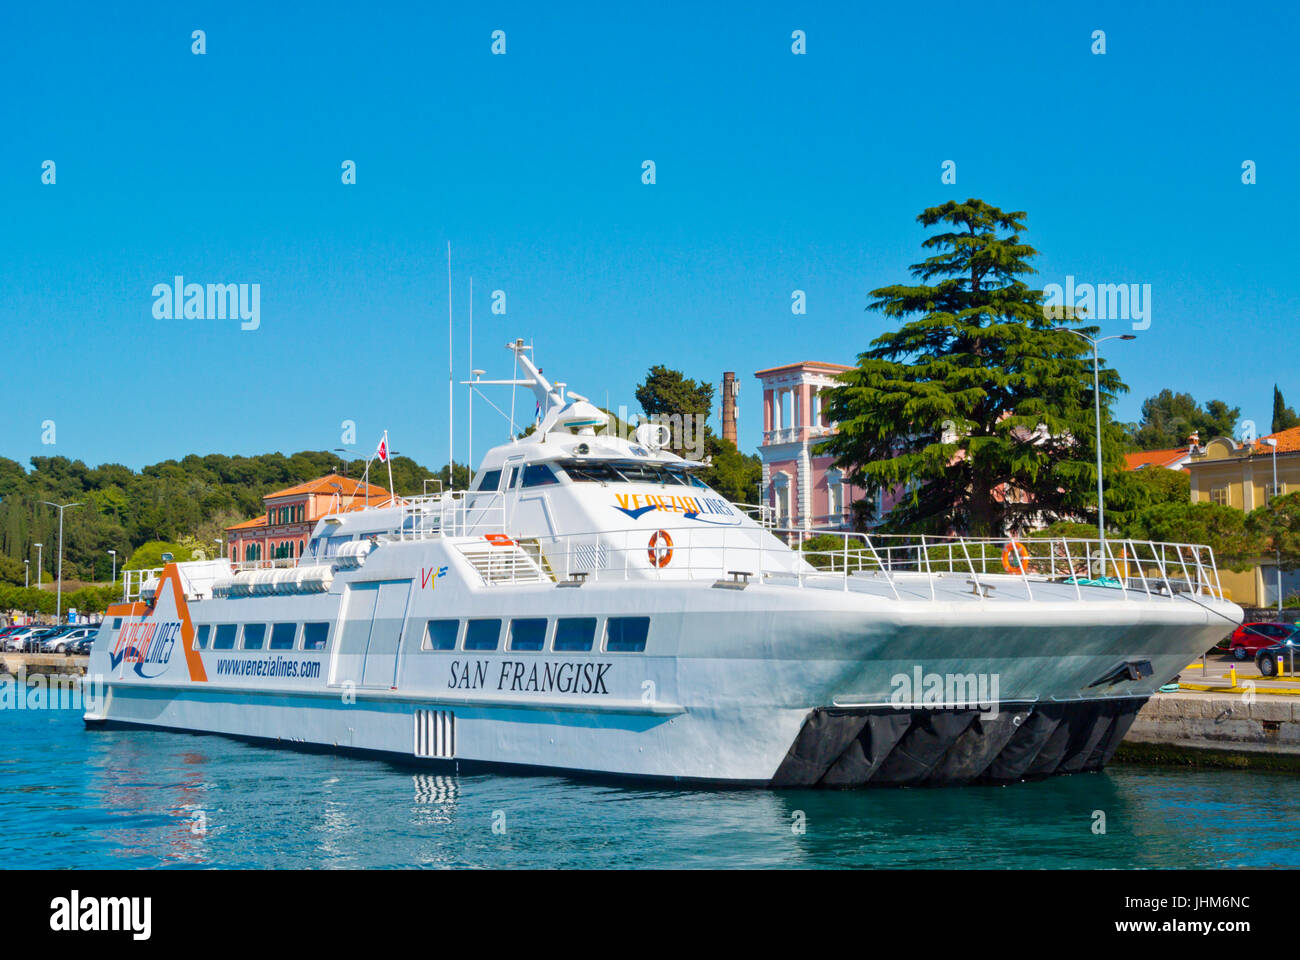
[819,199,1128,536]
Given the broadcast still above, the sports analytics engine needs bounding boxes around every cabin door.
[332,582,379,687]
[501,454,526,529]
[361,579,412,688]
[331,580,412,689]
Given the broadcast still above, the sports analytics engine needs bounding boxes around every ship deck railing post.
[863,535,900,600]
[1012,536,1034,602]
[921,535,936,601]
[1210,547,1223,599]
[1153,541,1175,598]
[1129,539,1153,598]
[1061,539,1083,601]
[1099,537,1127,600]
[958,538,986,601]
[1188,543,1212,598]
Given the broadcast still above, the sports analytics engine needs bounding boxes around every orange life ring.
[1001,540,1030,573]
[484,533,515,547]
[647,530,673,568]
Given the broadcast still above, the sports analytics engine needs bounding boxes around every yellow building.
[1185,426,1300,607]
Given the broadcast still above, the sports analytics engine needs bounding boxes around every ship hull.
[84,568,1237,787]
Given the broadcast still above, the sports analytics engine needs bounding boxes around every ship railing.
[787,530,1226,603]
[395,490,508,540]
[122,567,166,602]
[476,526,1226,603]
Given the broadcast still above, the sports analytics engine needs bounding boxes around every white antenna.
[468,276,473,478]
[447,242,454,492]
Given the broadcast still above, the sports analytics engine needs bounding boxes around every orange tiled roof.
[1124,447,1190,470]
[263,473,389,501]
[226,515,268,531]
[1252,425,1300,455]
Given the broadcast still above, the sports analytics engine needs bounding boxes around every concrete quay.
[0,653,89,678]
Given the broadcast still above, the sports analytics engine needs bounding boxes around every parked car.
[43,626,96,654]
[1227,622,1297,660]
[66,634,96,656]
[3,627,50,652]
[1257,639,1300,677]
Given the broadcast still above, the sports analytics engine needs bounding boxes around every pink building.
[756,361,882,531]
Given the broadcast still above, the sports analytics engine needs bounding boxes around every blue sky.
[1,0,1297,472]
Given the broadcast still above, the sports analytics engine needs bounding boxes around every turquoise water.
[2,708,1296,869]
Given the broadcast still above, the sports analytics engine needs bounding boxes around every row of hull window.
[423,616,650,654]
[196,622,330,651]
[190,616,651,655]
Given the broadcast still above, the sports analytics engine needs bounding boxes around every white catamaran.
[85,340,1242,786]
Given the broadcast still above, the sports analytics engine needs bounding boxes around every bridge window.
[558,459,707,487]
[553,617,596,652]
[270,623,297,650]
[521,464,559,487]
[473,469,502,492]
[605,616,650,653]
[213,624,237,650]
[508,618,547,651]
[464,619,501,651]
[194,624,211,650]
[424,619,459,651]
[302,622,329,651]
[242,623,267,650]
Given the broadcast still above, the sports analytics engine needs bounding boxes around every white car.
[3,627,46,652]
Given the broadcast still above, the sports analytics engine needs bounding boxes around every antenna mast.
[468,276,474,478]
[447,242,454,492]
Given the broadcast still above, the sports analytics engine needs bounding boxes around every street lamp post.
[34,543,42,587]
[24,559,29,588]
[41,502,82,622]
[1265,437,1281,615]
[108,549,117,585]
[1054,329,1136,549]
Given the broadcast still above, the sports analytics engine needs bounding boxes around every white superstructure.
[85,340,1242,786]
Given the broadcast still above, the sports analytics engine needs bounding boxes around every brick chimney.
[721,371,738,445]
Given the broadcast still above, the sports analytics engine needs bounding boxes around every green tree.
[1272,385,1300,434]
[818,198,1128,536]
[1249,490,1300,571]
[0,554,27,586]
[635,365,714,459]
[634,366,760,503]
[635,365,714,420]
[700,436,762,505]
[1128,390,1239,450]
[1124,501,1259,571]
[124,540,194,570]
[1106,467,1191,531]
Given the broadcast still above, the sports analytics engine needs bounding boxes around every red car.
[1227,622,1297,660]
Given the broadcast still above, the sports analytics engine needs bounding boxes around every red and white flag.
[375,435,389,463]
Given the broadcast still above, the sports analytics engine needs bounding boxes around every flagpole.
[468,275,473,482]
[447,242,454,493]
[385,430,395,505]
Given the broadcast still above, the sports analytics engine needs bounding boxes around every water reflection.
[3,710,1297,869]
